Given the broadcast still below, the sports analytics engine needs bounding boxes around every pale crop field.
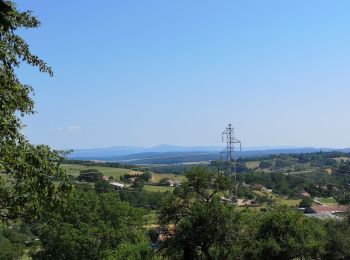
[61,164,138,179]
[61,164,186,185]
[246,161,260,169]
[151,173,186,183]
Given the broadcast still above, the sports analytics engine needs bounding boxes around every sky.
[15,0,350,149]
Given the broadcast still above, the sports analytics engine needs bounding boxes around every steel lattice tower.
[222,124,241,199]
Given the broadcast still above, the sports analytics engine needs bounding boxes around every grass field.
[61,164,187,185]
[334,157,350,162]
[144,210,158,227]
[275,198,301,207]
[151,173,186,183]
[253,190,301,207]
[246,161,260,169]
[61,164,138,179]
[316,197,338,205]
[144,185,174,192]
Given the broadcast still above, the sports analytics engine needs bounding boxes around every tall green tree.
[158,166,241,259]
[323,218,350,259]
[0,0,71,222]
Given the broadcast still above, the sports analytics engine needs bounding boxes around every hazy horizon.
[62,144,349,152]
[16,0,350,149]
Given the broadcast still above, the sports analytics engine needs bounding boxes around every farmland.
[61,164,139,179]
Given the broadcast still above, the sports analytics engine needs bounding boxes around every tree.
[159,178,171,186]
[0,1,71,222]
[259,160,272,169]
[299,197,313,208]
[242,206,326,260]
[77,169,103,182]
[158,166,241,259]
[139,172,152,182]
[323,218,350,259]
[95,179,114,193]
[132,178,145,190]
[33,191,153,259]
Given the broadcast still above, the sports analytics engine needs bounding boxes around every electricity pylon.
[221,124,241,199]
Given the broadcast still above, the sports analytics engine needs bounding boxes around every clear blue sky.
[17,0,350,149]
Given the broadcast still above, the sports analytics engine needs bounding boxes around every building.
[128,177,137,184]
[300,191,311,197]
[110,182,126,189]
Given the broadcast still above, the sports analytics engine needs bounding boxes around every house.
[110,182,126,189]
[128,177,137,183]
[300,191,311,197]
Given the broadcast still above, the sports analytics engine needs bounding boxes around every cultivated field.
[144,185,174,192]
[61,164,139,179]
[62,163,186,185]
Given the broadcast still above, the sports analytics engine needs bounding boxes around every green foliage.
[0,227,28,259]
[0,0,71,222]
[275,159,293,169]
[119,189,165,210]
[237,184,255,199]
[159,178,170,186]
[158,167,341,260]
[0,234,23,259]
[158,166,240,259]
[242,206,326,260]
[299,196,313,207]
[107,241,156,260]
[235,162,249,173]
[95,179,115,193]
[133,178,145,189]
[33,191,153,259]
[139,172,152,182]
[77,169,103,182]
[323,219,350,259]
[259,160,273,169]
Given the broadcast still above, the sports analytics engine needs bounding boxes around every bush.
[77,169,103,182]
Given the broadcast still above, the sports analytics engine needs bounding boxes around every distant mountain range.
[68,145,350,165]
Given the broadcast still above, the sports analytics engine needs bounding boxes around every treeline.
[63,159,136,169]
[239,151,350,170]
